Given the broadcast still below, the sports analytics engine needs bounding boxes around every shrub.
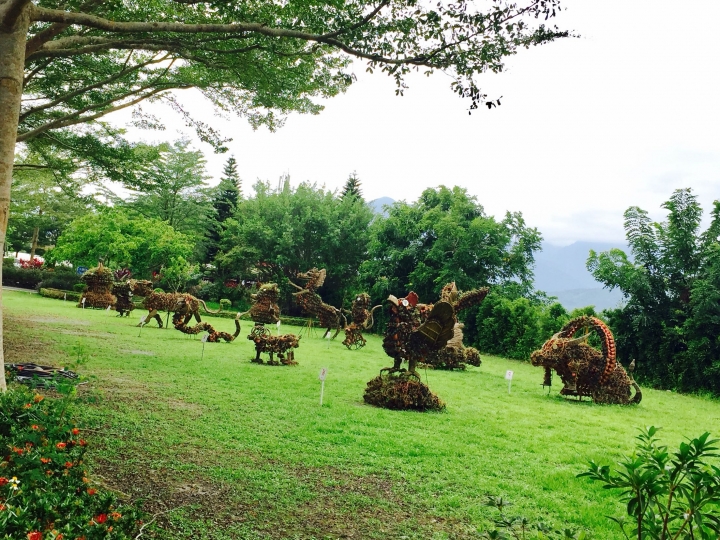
[481,496,587,539]
[0,387,144,538]
[38,270,82,292]
[1,266,44,289]
[39,288,82,302]
[579,426,720,539]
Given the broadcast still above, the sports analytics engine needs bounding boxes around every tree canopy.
[588,188,720,393]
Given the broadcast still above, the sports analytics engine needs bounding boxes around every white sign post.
[325,332,332,349]
[138,315,146,337]
[81,297,86,309]
[318,367,328,406]
[505,370,514,394]
[276,320,281,336]
[63,292,67,301]
[200,332,209,361]
[106,304,111,315]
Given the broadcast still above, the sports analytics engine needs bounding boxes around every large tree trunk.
[0,4,31,391]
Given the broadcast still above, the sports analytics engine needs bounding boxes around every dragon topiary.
[342,293,381,350]
[131,280,221,328]
[530,315,642,404]
[172,312,241,342]
[289,268,346,339]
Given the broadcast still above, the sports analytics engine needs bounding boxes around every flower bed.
[0,387,143,539]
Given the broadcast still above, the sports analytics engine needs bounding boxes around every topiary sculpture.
[172,312,241,342]
[289,268,346,339]
[530,315,641,404]
[78,264,115,308]
[342,293,381,350]
[131,280,220,328]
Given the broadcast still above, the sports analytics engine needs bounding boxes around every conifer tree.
[341,172,363,201]
[206,156,241,261]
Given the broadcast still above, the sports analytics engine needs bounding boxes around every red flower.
[12,447,23,455]
[64,461,73,469]
[55,442,66,450]
[0,477,6,486]
[0,504,5,510]
[31,425,40,430]
[79,439,87,446]
[71,428,80,435]
[33,394,44,403]
[23,403,32,409]
[95,513,108,524]
[27,532,42,540]
[87,488,97,495]
[40,458,51,464]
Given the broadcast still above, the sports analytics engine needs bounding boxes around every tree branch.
[20,53,168,121]
[25,22,70,56]
[17,86,181,142]
[322,1,390,39]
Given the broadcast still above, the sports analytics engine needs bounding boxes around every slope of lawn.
[4,291,720,539]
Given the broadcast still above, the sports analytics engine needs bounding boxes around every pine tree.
[341,172,363,201]
[205,156,241,262]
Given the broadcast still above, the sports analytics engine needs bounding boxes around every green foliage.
[47,207,194,278]
[0,387,143,539]
[579,427,720,539]
[159,256,199,293]
[482,496,588,539]
[341,172,363,201]
[468,292,569,360]
[205,155,242,262]
[1,266,44,289]
[37,269,82,292]
[587,189,720,393]
[217,179,373,309]
[361,185,542,304]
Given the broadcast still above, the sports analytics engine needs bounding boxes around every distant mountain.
[534,241,629,311]
[368,197,395,216]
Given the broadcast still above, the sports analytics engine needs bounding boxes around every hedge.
[39,288,82,302]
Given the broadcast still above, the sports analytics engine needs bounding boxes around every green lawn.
[4,291,720,539]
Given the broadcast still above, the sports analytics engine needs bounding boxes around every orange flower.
[46,470,53,476]
[31,425,40,430]
[0,477,7,486]
[0,504,5,511]
[33,394,44,403]
[12,447,23,455]
[64,461,73,469]
[87,488,97,495]
[82,476,88,483]
[40,458,51,464]
[55,442,66,450]
[27,532,42,540]
[71,428,80,435]
[23,403,32,409]
[110,512,122,520]
[78,439,87,447]
[95,513,108,524]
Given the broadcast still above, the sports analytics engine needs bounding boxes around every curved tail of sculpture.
[454,287,489,313]
[232,317,241,340]
[558,315,617,386]
[630,381,642,404]
[364,305,382,330]
[199,299,222,314]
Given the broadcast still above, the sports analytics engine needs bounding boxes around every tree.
[341,172,363,201]
[124,139,211,237]
[217,179,374,310]
[8,154,92,257]
[47,207,194,278]
[360,185,542,303]
[0,0,569,388]
[587,188,720,392]
[205,155,241,261]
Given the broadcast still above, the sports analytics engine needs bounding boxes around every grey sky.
[112,0,720,245]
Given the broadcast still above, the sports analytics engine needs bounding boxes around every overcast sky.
[111,0,720,246]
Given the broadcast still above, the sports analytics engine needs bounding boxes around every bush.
[1,266,44,289]
[579,426,720,539]
[39,288,82,302]
[0,387,143,538]
[38,269,82,292]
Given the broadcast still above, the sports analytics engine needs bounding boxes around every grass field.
[4,290,720,539]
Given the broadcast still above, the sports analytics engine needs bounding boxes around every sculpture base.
[363,371,445,412]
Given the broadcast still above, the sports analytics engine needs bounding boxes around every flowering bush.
[19,258,44,270]
[0,387,143,539]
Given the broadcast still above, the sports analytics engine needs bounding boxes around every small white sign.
[505,370,514,381]
[106,305,111,311]
[81,297,86,304]
[318,367,328,381]
[139,315,146,325]
[201,332,209,343]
